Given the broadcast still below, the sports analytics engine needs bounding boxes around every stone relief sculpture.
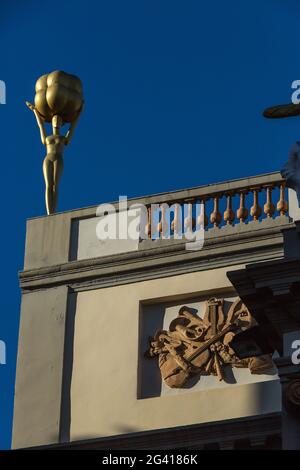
[145,298,274,388]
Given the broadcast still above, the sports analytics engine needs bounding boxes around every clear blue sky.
[0,0,300,449]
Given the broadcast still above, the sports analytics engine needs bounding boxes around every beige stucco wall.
[12,286,69,448]
[70,266,281,441]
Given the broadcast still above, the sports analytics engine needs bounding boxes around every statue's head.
[52,114,63,130]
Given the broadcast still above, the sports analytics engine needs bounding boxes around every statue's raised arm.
[26,101,47,145]
[65,102,84,146]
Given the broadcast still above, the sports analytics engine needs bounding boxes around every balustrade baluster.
[197,198,208,229]
[210,195,222,227]
[157,204,167,237]
[184,201,194,234]
[264,186,275,218]
[224,193,235,225]
[277,183,288,216]
[161,204,169,238]
[237,191,248,223]
[250,189,262,221]
[145,206,151,238]
[171,203,182,238]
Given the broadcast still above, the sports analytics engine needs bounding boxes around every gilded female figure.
[26,102,82,214]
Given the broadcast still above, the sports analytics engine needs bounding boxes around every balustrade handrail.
[142,171,285,207]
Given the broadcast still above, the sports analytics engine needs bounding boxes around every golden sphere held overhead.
[34,70,83,123]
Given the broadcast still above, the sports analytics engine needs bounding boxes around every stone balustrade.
[143,172,289,238]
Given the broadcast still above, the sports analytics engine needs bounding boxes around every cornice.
[19,222,287,292]
[27,413,281,450]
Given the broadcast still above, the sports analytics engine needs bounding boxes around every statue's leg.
[43,157,54,215]
[53,157,64,213]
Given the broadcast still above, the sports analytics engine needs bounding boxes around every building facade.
[12,171,300,449]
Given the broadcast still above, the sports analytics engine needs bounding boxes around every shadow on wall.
[138,302,165,399]
[59,290,78,443]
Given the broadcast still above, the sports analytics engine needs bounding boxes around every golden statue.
[26,71,84,215]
